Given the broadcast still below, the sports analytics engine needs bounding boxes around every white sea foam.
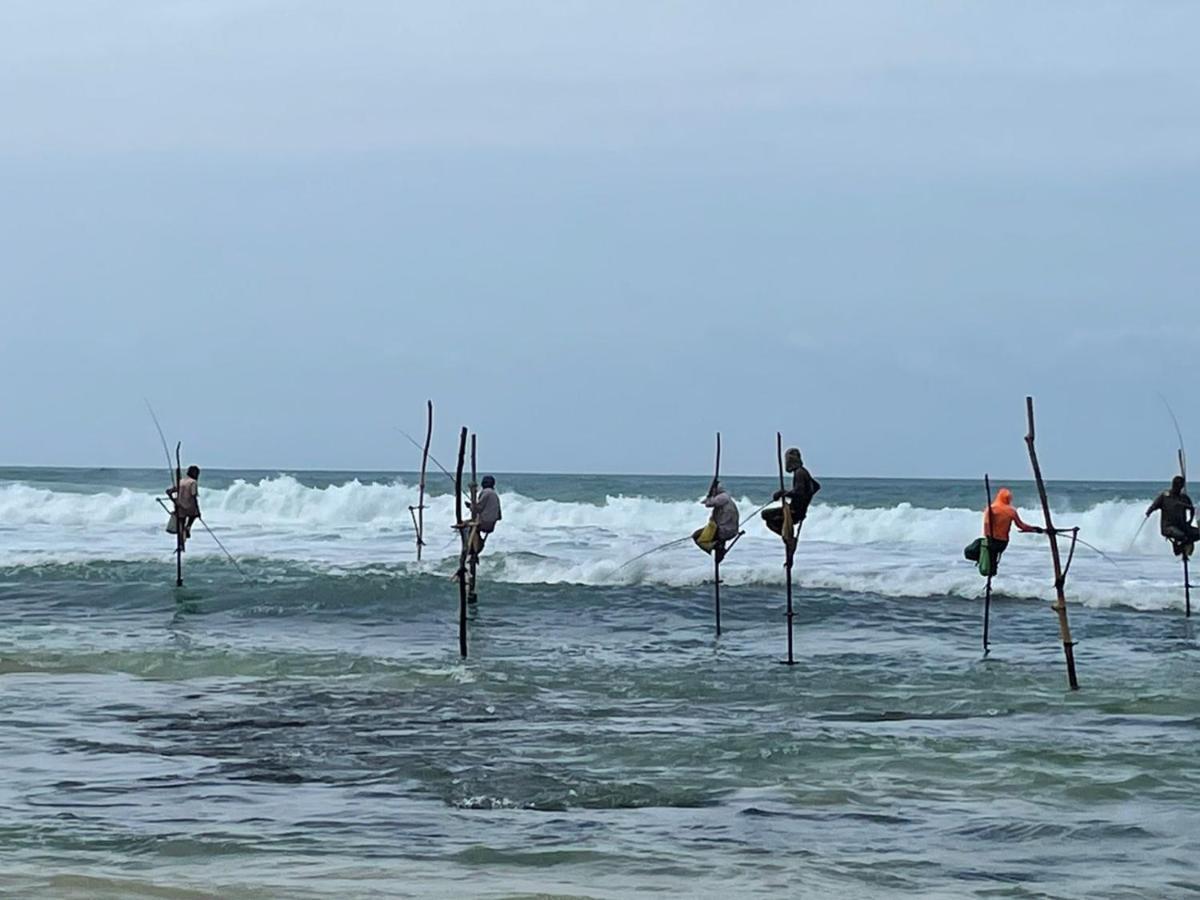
[0,476,1186,610]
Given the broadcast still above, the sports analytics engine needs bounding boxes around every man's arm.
[1146,494,1164,517]
[1012,510,1043,533]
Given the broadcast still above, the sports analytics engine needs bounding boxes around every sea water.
[1,467,1197,897]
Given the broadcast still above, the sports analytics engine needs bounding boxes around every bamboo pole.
[1024,397,1079,690]
[1178,447,1191,619]
[1185,555,1192,619]
[468,433,479,605]
[778,432,796,666]
[174,442,184,587]
[982,473,994,656]
[711,432,722,636]
[454,426,468,658]
[410,400,432,562]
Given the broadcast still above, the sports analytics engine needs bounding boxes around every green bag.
[977,539,992,577]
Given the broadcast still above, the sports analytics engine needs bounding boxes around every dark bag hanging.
[963,537,984,562]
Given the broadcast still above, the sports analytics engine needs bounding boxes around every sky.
[1,1,1198,479]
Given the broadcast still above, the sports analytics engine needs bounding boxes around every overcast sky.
[2,1,1198,479]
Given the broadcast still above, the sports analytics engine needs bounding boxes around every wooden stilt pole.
[1024,397,1079,690]
[711,432,722,637]
[1177,446,1191,619]
[1184,554,1191,619]
[174,442,184,587]
[778,432,796,666]
[454,426,468,658]
[983,473,994,656]
[713,552,721,637]
[410,400,433,562]
[468,434,479,606]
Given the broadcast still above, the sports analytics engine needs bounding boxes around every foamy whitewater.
[3,467,1198,898]
[0,467,1186,611]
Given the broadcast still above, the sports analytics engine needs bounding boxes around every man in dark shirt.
[1146,475,1198,556]
[762,447,820,538]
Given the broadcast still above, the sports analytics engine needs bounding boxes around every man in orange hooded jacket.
[978,487,1042,572]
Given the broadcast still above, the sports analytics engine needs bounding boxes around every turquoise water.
[1,468,1197,897]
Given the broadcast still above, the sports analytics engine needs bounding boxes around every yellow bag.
[693,519,719,553]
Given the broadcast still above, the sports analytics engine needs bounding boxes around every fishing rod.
[1127,515,1151,553]
[196,518,251,581]
[614,496,777,572]
[1158,393,1187,482]
[147,400,186,585]
[399,428,456,486]
[616,535,694,571]
[145,399,178,491]
[1048,526,1121,570]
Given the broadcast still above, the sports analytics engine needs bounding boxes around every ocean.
[1,466,1197,898]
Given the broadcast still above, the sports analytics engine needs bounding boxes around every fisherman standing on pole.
[1145,476,1198,557]
[167,465,202,547]
[762,448,820,538]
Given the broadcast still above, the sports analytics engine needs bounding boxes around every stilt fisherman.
[762,447,820,538]
[1145,475,1198,558]
[964,487,1042,575]
[167,465,202,547]
[692,481,740,563]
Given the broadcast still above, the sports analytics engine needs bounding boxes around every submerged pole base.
[1063,641,1079,691]
[783,609,795,666]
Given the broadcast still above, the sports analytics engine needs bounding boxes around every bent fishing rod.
[145,399,179,490]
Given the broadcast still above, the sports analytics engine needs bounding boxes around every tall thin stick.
[778,432,796,666]
[1024,397,1079,690]
[1178,444,1191,618]
[174,442,184,587]
[468,434,479,605]
[712,432,722,637]
[983,473,994,656]
[1185,555,1192,619]
[454,426,468,659]
[410,400,433,562]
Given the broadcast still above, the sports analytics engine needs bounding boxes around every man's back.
[1152,490,1193,531]
[705,490,740,538]
[474,487,501,532]
[790,467,820,518]
[175,476,199,515]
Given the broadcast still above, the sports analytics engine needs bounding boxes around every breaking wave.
[0,475,1187,610]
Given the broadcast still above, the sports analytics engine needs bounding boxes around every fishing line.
[399,428,456,486]
[615,497,777,571]
[196,518,252,581]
